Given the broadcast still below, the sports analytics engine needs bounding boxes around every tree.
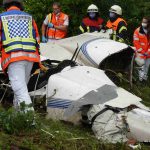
[0,0,149,43]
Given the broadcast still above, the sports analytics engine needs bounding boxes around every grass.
[0,114,132,150]
[0,122,149,150]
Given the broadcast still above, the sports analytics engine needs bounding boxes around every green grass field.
[0,111,149,150]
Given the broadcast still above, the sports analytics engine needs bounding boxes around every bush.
[0,103,39,135]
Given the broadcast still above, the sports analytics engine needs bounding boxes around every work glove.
[42,36,48,43]
[48,23,54,28]
[135,56,145,66]
[40,64,49,72]
[33,65,49,75]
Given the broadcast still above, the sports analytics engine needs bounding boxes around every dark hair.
[4,2,24,10]
[143,16,150,24]
[53,2,61,8]
[143,17,150,37]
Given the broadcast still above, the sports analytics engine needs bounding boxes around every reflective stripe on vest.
[79,25,90,33]
[79,26,84,33]
[133,37,139,41]
[112,30,117,41]
[141,43,145,46]
[48,13,52,23]
[2,51,38,68]
[1,15,36,53]
[137,48,143,52]
[119,26,127,33]
[87,26,90,32]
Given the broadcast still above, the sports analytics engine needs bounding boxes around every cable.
[129,53,135,89]
[74,47,82,62]
[0,83,11,103]
[46,89,56,101]
[71,43,79,61]
[32,70,41,106]
[0,86,8,103]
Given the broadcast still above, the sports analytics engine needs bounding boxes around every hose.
[71,43,79,61]
[0,83,11,103]
[0,86,7,103]
[32,70,41,106]
[129,53,135,89]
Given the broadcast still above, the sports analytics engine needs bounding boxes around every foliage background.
[0,0,149,43]
[25,0,150,43]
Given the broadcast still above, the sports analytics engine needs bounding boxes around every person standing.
[42,2,69,42]
[79,4,104,33]
[0,0,41,109]
[133,17,150,82]
[106,5,128,43]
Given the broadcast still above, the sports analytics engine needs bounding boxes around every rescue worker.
[106,5,128,43]
[79,4,104,33]
[133,17,150,82]
[42,2,69,42]
[0,0,41,110]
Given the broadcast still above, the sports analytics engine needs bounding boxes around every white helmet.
[109,5,122,15]
[87,4,98,13]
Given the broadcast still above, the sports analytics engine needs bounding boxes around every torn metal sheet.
[127,108,150,142]
[64,84,118,118]
[88,105,150,143]
[87,105,128,143]
[47,66,115,103]
[105,88,142,108]
[45,64,150,143]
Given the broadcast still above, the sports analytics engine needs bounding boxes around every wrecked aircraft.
[40,31,134,71]
[44,64,150,143]
[0,31,150,144]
